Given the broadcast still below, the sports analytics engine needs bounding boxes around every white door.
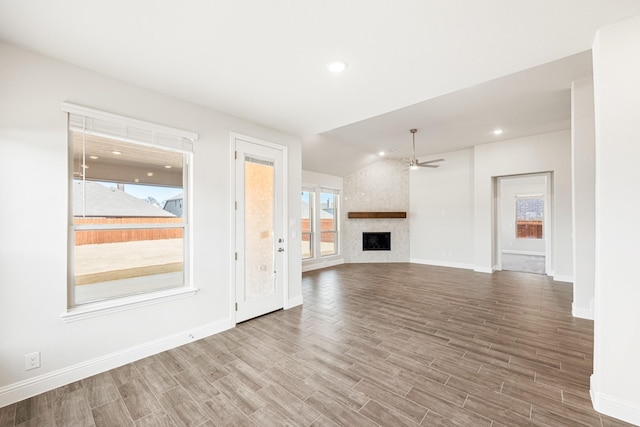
[234,137,286,323]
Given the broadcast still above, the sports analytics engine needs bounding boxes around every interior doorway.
[495,173,552,275]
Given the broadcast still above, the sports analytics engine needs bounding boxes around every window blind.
[62,102,197,153]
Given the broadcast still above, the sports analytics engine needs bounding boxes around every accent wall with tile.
[342,159,409,263]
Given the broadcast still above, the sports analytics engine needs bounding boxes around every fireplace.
[362,232,391,251]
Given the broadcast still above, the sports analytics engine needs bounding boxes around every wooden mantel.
[348,212,407,219]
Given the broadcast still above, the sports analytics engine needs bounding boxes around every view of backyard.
[73,238,183,304]
[72,180,185,304]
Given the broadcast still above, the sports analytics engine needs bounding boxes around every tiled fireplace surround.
[342,159,409,263]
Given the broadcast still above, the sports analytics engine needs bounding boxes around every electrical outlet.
[25,352,40,371]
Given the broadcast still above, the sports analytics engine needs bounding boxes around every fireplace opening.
[362,232,391,251]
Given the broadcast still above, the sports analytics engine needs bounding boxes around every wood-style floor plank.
[91,398,135,427]
[3,263,635,426]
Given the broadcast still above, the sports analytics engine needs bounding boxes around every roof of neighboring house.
[165,192,183,201]
[73,181,175,217]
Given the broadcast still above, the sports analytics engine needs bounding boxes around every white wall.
[342,159,409,263]
[409,132,572,279]
[302,170,343,191]
[498,175,547,255]
[591,14,640,425]
[0,42,301,405]
[410,148,474,269]
[473,131,573,280]
[301,170,344,271]
[571,77,596,320]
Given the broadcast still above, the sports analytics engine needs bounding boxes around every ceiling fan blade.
[417,158,444,165]
[406,129,444,170]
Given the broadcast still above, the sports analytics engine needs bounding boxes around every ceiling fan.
[407,128,444,170]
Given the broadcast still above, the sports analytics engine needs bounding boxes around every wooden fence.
[74,217,183,245]
[516,221,543,239]
[301,219,336,242]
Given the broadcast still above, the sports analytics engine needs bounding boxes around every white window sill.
[61,287,198,323]
[303,253,342,263]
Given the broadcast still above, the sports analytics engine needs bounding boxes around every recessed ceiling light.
[112,150,122,155]
[326,60,348,73]
[146,172,154,177]
[89,155,99,160]
[378,151,385,156]
[493,129,503,135]
[134,178,140,183]
[164,165,172,169]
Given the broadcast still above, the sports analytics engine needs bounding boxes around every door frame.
[494,172,553,274]
[229,132,289,325]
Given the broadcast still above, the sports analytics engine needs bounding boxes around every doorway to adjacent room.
[495,173,552,275]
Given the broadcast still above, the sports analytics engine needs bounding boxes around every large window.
[301,187,340,260]
[319,191,338,256]
[515,195,544,239]
[65,103,197,310]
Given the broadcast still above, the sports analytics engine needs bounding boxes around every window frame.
[301,186,341,263]
[62,102,198,321]
[301,189,315,260]
[319,190,339,257]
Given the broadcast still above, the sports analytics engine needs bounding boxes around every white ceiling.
[2,1,640,176]
[319,50,593,175]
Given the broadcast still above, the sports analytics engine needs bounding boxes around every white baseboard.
[591,374,640,425]
[502,250,545,256]
[0,318,233,408]
[572,301,594,320]
[410,258,474,271]
[474,266,493,274]
[285,295,304,309]
[302,258,344,272]
[553,274,574,283]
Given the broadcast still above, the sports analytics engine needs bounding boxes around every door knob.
[277,248,285,252]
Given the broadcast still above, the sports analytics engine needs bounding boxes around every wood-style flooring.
[1,263,634,426]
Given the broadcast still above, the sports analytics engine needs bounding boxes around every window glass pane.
[515,197,543,239]
[319,192,336,231]
[318,192,338,257]
[319,192,338,256]
[301,235,312,259]
[244,159,275,301]
[71,126,187,306]
[301,191,313,259]
[320,232,337,256]
[301,191,311,233]
[74,229,183,304]
[71,131,184,188]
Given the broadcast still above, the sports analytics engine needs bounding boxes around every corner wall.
[473,131,573,280]
[342,159,409,263]
[591,14,640,425]
[571,77,596,320]
[410,148,474,269]
[408,132,573,279]
[0,41,301,406]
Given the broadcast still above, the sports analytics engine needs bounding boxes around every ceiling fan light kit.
[407,128,444,170]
